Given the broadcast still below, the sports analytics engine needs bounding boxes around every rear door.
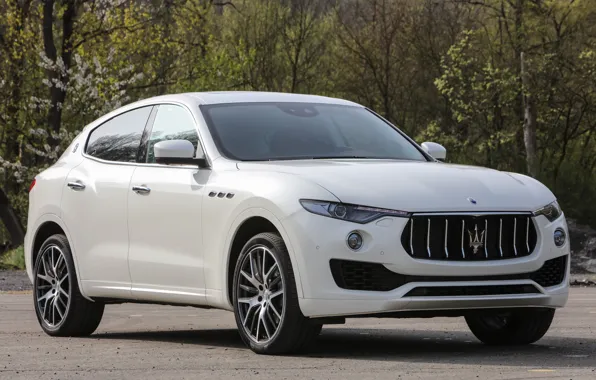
[61,106,154,298]
[127,104,208,304]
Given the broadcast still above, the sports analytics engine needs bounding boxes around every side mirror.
[421,142,447,161]
[154,140,208,167]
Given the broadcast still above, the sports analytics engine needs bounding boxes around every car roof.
[185,91,362,107]
[83,92,363,132]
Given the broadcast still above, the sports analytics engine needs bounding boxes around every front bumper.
[282,209,570,318]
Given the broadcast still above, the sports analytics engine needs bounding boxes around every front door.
[127,104,208,304]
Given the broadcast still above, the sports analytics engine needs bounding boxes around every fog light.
[554,228,566,247]
[347,232,363,251]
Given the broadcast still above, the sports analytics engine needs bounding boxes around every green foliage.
[432,31,522,169]
[0,0,595,237]
[0,246,25,270]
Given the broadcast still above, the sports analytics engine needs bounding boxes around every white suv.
[25,92,570,354]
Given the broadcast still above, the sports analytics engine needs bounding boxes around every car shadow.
[94,327,596,366]
[95,328,247,349]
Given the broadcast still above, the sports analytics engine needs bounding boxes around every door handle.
[132,185,151,195]
[67,181,85,191]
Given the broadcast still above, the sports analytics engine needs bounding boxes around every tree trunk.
[4,1,31,164]
[43,0,76,137]
[520,52,538,177]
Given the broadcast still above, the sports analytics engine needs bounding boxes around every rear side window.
[86,106,152,162]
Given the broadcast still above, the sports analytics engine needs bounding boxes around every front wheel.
[232,232,321,354]
[465,308,555,345]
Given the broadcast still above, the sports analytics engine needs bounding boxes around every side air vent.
[530,254,567,287]
[329,260,405,291]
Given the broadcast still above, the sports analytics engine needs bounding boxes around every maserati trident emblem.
[467,225,485,254]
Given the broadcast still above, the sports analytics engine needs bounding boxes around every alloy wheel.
[35,244,71,328]
[236,245,285,344]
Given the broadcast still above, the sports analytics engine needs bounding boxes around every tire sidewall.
[33,234,77,335]
[465,308,555,345]
[232,234,297,354]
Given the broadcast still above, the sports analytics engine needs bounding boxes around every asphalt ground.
[0,288,595,379]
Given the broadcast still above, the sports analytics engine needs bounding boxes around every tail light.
[28,178,36,192]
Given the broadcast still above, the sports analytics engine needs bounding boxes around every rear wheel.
[233,232,321,354]
[33,234,104,336]
[465,308,555,345]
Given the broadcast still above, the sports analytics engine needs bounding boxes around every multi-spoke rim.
[35,245,71,328]
[236,245,285,344]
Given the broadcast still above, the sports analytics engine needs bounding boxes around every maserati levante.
[25,92,569,354]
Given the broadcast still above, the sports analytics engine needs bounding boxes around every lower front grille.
[330,255,567,292]
[403,284,539,297]
[329,260,404,291]
[530,254,567,287]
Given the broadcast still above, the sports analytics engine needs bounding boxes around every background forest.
[1,0,596,250]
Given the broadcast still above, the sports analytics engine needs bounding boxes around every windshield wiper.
[257,156,402,161]
[265,156,375,161]
[309,156,393,160]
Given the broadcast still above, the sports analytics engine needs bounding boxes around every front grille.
[330,255,567,292]
[401,214,538,261]
[403,284,539,297]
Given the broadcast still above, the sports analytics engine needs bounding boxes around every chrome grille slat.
[402,214,537,261]
[513,217,518,256]
[526,218,530,253]
[444,219,449,258]
[426,219,431,258]
[460,220,465,259]
[409,219,414,256]
[499,218,503,257]
[484,219,488,259]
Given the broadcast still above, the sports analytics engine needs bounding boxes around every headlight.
[533,201,562,222]
[299,199,410,224]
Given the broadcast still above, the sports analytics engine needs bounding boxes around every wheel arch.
[223,208,303,309]
[31,221,65,266]
[27,214,92,301]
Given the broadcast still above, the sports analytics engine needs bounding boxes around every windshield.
[201,102,428,162]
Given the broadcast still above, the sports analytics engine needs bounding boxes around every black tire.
[232,232,322,355]
[33,234,104,336]
[465,308,555,345]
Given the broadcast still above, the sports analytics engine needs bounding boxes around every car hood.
[236,160,555,213]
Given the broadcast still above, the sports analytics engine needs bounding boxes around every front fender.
[201,170,339,310]
[217,207,302,310]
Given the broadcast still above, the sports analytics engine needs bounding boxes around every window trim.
[136,106,159,163]
[365,108,434,162]
[84,105,154,163]
[140,104,202,165]
[82,101,211,169]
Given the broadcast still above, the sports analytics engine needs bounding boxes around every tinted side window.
[146,105,199,163]
[86,107,152,162]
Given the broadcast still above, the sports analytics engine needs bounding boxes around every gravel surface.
[0,289,595,379]
[0,270,30,292]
